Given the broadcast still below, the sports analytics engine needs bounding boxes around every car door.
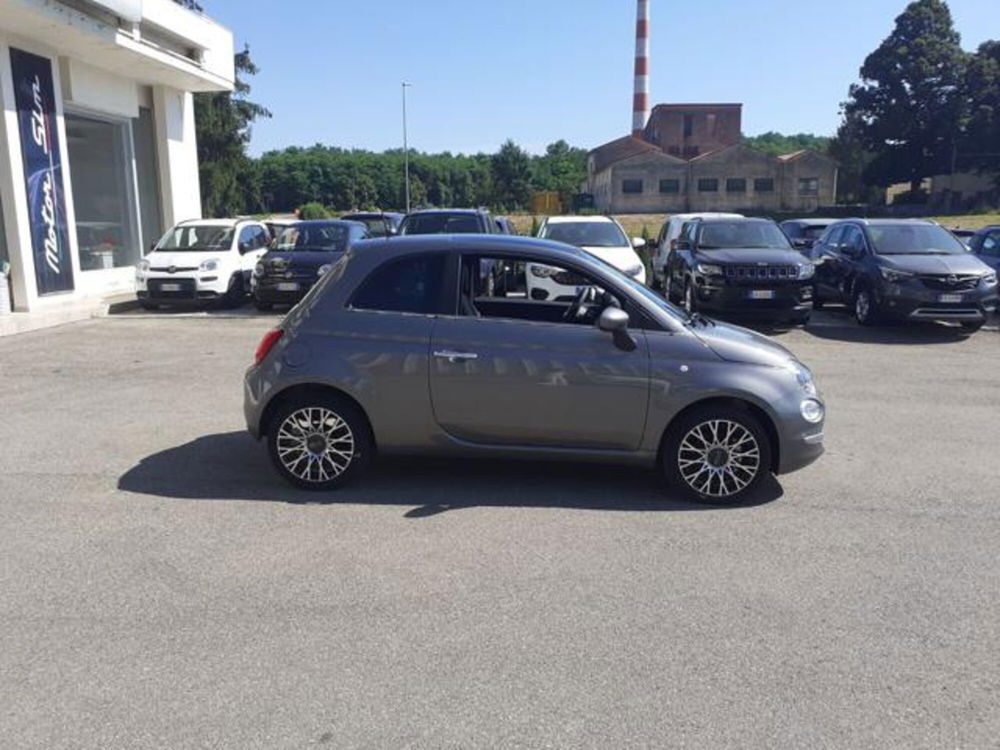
[974,230,1000,271]
[836,225,871,299]
[237,224,270,280]
[668,222,697,294]
[815,225,848,301]
[429,253,650,451]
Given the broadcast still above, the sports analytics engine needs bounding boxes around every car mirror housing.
[597,307,636,352]
[632,237,646,249]
[676,240,692,251]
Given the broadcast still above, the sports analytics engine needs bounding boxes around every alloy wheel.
[855,290,871,323]
[677,419,761,498]
[275,407,356,483]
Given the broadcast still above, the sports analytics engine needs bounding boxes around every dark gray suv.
[244,235,826,504]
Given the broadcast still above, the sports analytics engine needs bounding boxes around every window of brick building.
[659,179,680,194]
[667,145,681,157]
[798,178,819,197]
[754,178,775,193]
[622,179,644,194]
[726,178,746,193]
[698,179,719,193]
[683,114,694,137]
[683,146,700,159]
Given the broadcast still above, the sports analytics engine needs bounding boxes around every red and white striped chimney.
[632,0,651,135]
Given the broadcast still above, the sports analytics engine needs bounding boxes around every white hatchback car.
[651,212,744,290]
[532,216,646,301]
[136,218,271,309]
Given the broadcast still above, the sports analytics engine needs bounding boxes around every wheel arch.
[259,383,375,446]
[657,396,780,474]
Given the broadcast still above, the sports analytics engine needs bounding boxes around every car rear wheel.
[663,406,772,505]
[267,394,373,491]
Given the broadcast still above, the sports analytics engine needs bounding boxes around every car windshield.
[155,225,233,252]
[868,225,968,255]
[583,253,690,324]
[802,225,830,240]
[349,217,395,237]
[541,222,628,248]
[274,225,351,252]
[401,214,481,234]
[699,222,791,250]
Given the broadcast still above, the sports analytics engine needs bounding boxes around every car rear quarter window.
[350,253,448,315]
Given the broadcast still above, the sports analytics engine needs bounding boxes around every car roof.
[405,208,486,216]
[544,215,617,224]
[835,218,939,228]
[177,218,248,227]
[342,212,404,219]
[670,212,743,222]
[352,234,595,263]
[288,220,367,228]
[696,216,776,224]
[782,218,837,225]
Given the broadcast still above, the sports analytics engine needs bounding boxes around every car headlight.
[800,398,825,424]
[798,264,815,280]
[623,264,644,278]
[530,264,560,278]
[982,272,997,286]
[880,267,914,283]
[137,259,150,274]
[317,264,332,277]
[199,258,220,272]
[697,263,723,276]
[785,361,818,397]
[253,261,265,277]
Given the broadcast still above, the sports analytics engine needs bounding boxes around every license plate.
[160,283,181,292]
[939,293,963,303]
[276,282,300,292]
[749,289,775,300]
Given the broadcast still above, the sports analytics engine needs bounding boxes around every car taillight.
[254,329,283,365]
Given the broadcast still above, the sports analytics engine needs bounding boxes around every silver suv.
[244,235,826,504]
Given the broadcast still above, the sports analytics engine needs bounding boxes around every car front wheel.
[854,287,880,326]
[267,394,373,491]
[663,406,772,504]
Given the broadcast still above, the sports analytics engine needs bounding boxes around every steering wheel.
[563,285,598,321]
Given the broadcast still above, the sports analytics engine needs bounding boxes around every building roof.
[649,103,742,111]
[588,135,659,173]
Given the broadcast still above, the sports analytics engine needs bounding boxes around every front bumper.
[136,272,230,305]
[779,428,825,474]
[695,278,813,318]
[253,276,315,304]
[876,281,998,322]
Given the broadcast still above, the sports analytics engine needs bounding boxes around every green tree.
[531,140,588,202]
[828,117,879,204]
[490,140,532,210]
[843,0,968,190]
[742,132,831,156]
[194,46,271,217]
[962,40,1000,178]
[298,202,329,220]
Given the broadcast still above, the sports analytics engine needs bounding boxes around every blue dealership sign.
[10,48,74,296]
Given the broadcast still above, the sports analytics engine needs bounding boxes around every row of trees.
[254,139,587,214]
[833,0,1000,200]
[195,0,998,217]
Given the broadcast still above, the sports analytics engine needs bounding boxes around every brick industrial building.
[587,1,838,214]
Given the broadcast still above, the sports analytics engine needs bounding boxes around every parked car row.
[647,214,998,330]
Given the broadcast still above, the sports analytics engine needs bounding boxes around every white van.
[135,218,271,309]
[651,213,743,290]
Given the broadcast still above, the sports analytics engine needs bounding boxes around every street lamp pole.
[402,82,412,213]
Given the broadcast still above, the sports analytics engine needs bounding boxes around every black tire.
[960,321,984,333]
[811,297,824,311]
[853,286,880,326]
[667,277,681,305]
[254,299,274,312]
[791,312,811,327]
[266,393,373,491]
[662,405,773,505]
[221,273,246,309]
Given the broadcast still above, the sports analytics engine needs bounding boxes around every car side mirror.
[631,237,646,249]
[843,246,863,260]
[238,241,251,254]
[676,239,692,251]
[597,307,636,352]
[793,238,813,250]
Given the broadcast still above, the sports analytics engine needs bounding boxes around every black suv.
[810,219,998,330]
[399,209,497,235]
[664,217,815,325]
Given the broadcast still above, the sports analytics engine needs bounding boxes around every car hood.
[261,250,343,270]
[145,249,223,267]
[579,245,643,272]
[878,253,992,275]
[697,248,807,266]
[690,318,797,367]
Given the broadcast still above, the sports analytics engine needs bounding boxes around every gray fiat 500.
[244,235,826,504]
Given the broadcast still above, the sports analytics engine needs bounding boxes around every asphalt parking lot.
[1,309,998,749]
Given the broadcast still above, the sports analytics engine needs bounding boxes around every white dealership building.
[0,0,233,321]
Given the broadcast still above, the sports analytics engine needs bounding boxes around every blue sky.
[203,0,998,156]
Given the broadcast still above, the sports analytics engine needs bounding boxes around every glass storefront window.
[65,113,140,271]
[133,107,163,255]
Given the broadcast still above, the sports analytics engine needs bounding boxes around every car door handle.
[433,350,479,363]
